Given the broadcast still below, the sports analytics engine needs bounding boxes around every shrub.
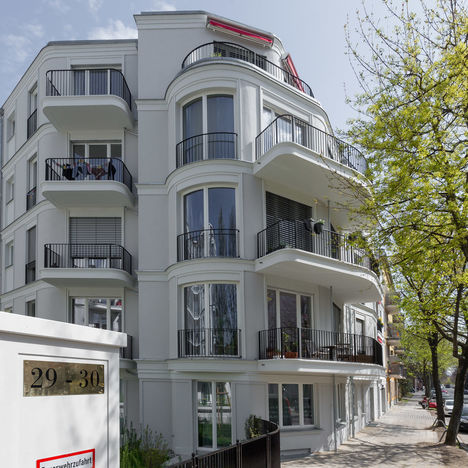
[244,415,264,440]
[121,423,174,468]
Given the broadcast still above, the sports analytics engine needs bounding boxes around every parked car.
[459,406,468,432]
[428,400,438,409]
[445,399,454,416]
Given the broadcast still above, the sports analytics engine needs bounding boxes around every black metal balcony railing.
[44,243,132,275]
[259,327,383,365]
[178,328,241,358]
[256,114,367,174]
[177,229,239,261]
[257,219,371,269]
[26,186,37,211]
[25,260,36,284]
[176,132,238,168]
[45,158,133,193]
[45,69,132,110]
[27,109,37,139]
[182,41,313,98]
[169,419,280,468]
[120,334,133,360]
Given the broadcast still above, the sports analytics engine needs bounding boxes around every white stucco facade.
[0,10,387,459]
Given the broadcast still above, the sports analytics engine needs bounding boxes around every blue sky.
[0,0,391,130]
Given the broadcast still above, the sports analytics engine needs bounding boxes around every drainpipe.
[333,374,338,452]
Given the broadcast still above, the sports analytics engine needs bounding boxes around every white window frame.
[29,84,38,115]
[266,287,314,330]
[268,383,317,428]
[336,382,346,422]
[28,155,38,191]
[5,241,14,267]
[7,113,15,141]
[182,282,238,330]
[180,93,236,144]
[6,177,14,203]
[69,297,124,331]
[196,381,233,450]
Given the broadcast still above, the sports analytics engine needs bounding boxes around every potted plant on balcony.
[266,347,281,359]
[313,219,325,234]
[377,317,384,332]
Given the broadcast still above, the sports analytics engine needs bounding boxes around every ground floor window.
[70,297,122,331]
[268,383,315,427]
[337,383,346,421]
[197,381,232,449]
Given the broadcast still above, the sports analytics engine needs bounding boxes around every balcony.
[389,354,401,364]
[26,187,36,211]
[182,41,314,97]
[259,327,383,365]
[42,243,133,287]
[389,362,406,378]
[176,132,238,168]
[42,158,133,207]
[177,229,239,261]
[25,261,36,284]
[385,290,401,314]
[178,328,241,358]
[254,115,367,214]
[43,69,133,131]
[27,109,37,139]
[387,323,401,346]
[256,220,381,302]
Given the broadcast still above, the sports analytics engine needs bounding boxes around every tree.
[345,0,468,445]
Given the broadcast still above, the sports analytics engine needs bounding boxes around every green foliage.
[120,424,174,468]
[344,0,467,445]
[244,415,264,440]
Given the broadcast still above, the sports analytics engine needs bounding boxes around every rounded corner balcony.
[176,132,238,168]
[259,327,383,367]
[178,328,241,358]
[177,229,239,262]
[41,243,133,288]
[42,158,133,207]
[254,115,368,203]
[181,41,314,98]
[256,221,381,303]
[43,69,133,132]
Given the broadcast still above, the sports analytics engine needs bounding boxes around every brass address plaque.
[23,360,105,397]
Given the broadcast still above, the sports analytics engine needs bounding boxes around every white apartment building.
[0,10,387,458]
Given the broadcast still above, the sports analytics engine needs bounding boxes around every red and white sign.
[37,449,95,468]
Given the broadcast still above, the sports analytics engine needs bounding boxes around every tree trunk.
[428,333,445,426]
[445,356,468,445]
[423,362,430,397]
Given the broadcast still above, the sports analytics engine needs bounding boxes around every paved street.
[282,395,468,467]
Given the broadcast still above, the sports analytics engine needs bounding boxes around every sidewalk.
[282,396,468,467]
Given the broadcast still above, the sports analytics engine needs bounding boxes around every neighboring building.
[0,11,387,458]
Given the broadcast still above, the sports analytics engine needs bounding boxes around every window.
[70,298,122,331]
[29,85,38,115]
[7,114,15,141]
[5,241,14,267]
[26,226,36,284]
[268,383,315,427]
[182,187,237,259]
[26,300,35,317]
[183,283,238,356]
[267,288,313,330]
[180,95,235,164]
[197,381,232,448]
[68,217,122,269]
[6,177,14,203]
[27,156,37,209]
[68,141,122,181]
[337,383,346,421]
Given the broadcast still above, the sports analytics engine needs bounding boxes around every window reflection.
[71,297,122,331]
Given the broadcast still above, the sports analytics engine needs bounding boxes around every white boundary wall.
[0,311,126,468]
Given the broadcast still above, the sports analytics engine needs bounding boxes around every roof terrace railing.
[182,41,314,98]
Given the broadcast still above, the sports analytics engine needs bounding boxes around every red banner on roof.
[282,54,304,92]
[208,19,273,46]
